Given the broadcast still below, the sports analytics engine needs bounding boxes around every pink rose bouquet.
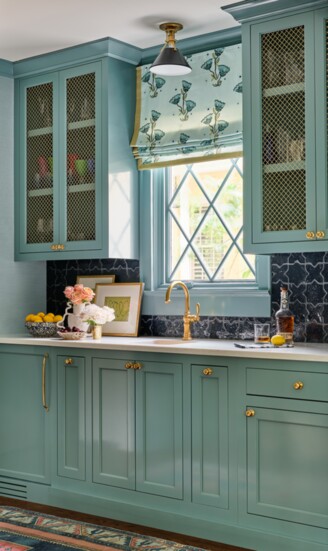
[64,284,95,305]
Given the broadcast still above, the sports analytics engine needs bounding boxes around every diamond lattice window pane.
[173,248,208,281]
[214,161,243,237]
[168,159,254,283]
[194,209,232,279]
[169,218,189,279]
[170,173,209,239]
[191,160,224,201]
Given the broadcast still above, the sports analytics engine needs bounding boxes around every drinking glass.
[254,323,270,344]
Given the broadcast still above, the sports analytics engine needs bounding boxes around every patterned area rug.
[0,507,205,551]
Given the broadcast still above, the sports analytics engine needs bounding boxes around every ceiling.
[0,0,241,62]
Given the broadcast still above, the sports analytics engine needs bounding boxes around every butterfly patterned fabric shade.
[131,44,243,169]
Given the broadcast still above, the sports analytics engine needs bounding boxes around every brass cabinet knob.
[316,231,325,239]
[305,231,315,239]
[245,409,255,417]
[125,362,134,369]
[51,244,65,251]
[202,368,213,376]
[293,381,304,390]
[65,358,73,365]
[133,362,142,370]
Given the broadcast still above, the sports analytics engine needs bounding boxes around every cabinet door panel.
[136,361,183,499]
[19,73,60,253]
[0,349,51,484]
[92,358,135,489]
[191,365,228,509]
[247,406,328,528]
[59,63,102,251]
[57,355,85,480]
[315,9,328,236]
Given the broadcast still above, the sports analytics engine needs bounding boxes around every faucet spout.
[165,280,190,314]
[165,280,200,340]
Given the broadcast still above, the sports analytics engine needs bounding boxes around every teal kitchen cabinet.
[0,346,52,488]
[92,356,135,490]
[135,359,183,499]
[14,43,138,261]
[92,355,183,499]
[223,1,328,253]
[191,363,229,509]
[241,362,328,545]
[57,354,86,481]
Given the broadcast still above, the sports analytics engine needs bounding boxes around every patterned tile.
[48,253,328,342]
[47,258,139,315]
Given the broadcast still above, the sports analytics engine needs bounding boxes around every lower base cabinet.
[0,344,327,550]
[191,363,229,509]
[0,346,51,489]
[246,405,328,529]
[92,356,183,499]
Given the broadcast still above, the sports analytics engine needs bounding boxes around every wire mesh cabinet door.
[18,72,60,254]
[59,62,102,253]
[244,11,322,253]
[16,62,103,259]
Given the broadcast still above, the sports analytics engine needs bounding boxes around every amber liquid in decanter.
[275,286,294,344]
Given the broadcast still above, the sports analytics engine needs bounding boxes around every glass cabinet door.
[23,76,57,249]
[60,64,100,249]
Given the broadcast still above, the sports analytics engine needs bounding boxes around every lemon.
[53,315,63,322]
[33,316,43,323]
[37,312,45,318]
[46,313,55,318]
[25,314,34,321]
[271,334,286,347]
[43,314,54,322]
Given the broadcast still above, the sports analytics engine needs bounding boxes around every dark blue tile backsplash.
[47,252,328,342]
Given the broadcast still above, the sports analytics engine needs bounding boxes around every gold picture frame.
[76,275,116,296]
[95,282,144,336]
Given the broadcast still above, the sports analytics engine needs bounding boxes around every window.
[140,159,271,317]
[167,158,256,283]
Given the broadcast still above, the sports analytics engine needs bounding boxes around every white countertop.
[0,335,328,362]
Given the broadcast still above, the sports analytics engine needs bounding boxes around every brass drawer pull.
[133,362,142,370]
[65,358,73,365]
[125,362,134,369]
[202,368,213,376]
[316,231,325,239]
[293,381,304,390]
[51,244,65,251]
[245,409,255,417]
[42,353,49,412]
[305,231,315,239]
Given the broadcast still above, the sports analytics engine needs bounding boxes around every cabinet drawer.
[246,368,328,402]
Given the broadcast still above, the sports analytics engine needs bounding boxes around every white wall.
[0,76,46,334]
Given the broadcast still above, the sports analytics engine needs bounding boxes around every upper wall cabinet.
[14,43,139,261]
[223,1,328,253]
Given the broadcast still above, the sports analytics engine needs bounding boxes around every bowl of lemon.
[25,312,63,338]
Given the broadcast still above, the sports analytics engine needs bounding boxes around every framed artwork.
[76,275,115,295]
[95,282,144,336]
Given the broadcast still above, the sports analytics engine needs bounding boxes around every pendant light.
[150,22,191,76]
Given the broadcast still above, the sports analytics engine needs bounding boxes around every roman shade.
[131,43,242,169]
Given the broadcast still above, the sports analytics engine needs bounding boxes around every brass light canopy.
[150,22,191,76]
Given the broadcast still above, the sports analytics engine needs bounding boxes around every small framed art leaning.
[76,275,115,294]
[95,282,144,336]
